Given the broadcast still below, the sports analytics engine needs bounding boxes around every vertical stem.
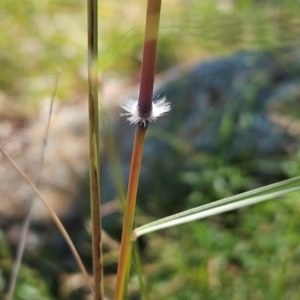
[114,125,147,300]
[88,0,103,299]
[114,1,162,299]
[138,0,162,118]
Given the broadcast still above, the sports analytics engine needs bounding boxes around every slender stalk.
[0,146,95,298]
[114,125,147,300]
[114,1,162,299]
[6,71,60,300]
[87,0,103,299]
[138,0,162,118]
[100,104,149,297]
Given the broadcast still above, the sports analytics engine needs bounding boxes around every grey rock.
[100,45,300,226]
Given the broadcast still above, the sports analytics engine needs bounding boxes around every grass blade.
[133,176,300,238]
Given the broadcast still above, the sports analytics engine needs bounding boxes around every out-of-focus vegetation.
[1,0,300,112]
[1,0,300,299]
[145,192,300,299]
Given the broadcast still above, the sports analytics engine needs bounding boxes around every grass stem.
[138,0,162,118]
[87,0,104,299]
[114,125,147,300]
[114,1,162,298]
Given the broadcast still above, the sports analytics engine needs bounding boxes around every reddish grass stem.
[138,0,162,119]
[114,0,162,299]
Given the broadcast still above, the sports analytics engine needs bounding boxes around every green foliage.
[0,0,87,111]
[2,0,299,113]
[143,192,300,299]
[181,157,254,208]
[0,229,54,300]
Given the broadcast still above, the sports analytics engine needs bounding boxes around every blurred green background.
[1,0,300,112]
[1,0,300,299]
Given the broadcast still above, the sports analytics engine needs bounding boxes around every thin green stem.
[114,125,147,300]
[88,0,103,299]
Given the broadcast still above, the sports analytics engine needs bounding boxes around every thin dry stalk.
[0,146,95,298]
[6,71,60,300]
